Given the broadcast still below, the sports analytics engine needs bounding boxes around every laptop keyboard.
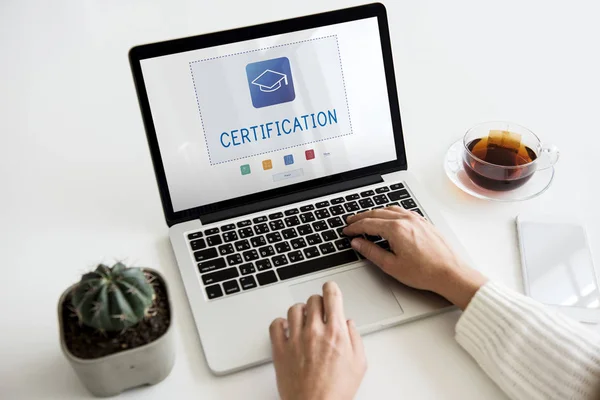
[187,182,426,300]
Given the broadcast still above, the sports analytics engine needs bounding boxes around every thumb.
[351,238,393,269]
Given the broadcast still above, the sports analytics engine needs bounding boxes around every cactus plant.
[71,262,156,331]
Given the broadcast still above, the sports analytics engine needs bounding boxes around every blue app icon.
[246,57,295,108]
[284,154,294,165]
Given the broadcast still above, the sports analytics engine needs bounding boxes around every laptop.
[129,3,470,375]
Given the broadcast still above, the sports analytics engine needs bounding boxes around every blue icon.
[284,154,294,165]
[246,57,295,108]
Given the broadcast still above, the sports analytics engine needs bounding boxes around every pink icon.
[305,149,315,160]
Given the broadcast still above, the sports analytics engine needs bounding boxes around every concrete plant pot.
[58,268,175,397]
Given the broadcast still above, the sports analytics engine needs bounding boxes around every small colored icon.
[284,154,294,166]
[305,149,315,160]
[262,159,273,170]
[240,164,251,175]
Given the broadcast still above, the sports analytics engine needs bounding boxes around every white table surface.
[2,0,600,398]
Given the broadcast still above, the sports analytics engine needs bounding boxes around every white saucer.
[444,139,555,202]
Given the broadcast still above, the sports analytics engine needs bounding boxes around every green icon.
[240,164,251,175]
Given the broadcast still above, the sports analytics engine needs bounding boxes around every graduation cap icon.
[251,69,289,93]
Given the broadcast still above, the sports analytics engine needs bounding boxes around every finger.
[287,303,305,339]
[322,281,346,324]
[346,208,410,224]
[347,319,365,357]
[305,294,324,326]
[343,218,392,237]
[351,238,395,268]
[269,318,287,362]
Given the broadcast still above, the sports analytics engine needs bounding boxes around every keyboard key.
[239,263,256,275]
[221,224,236,232]
[288,250,305,263]
[306,233,323,246]
[297,224,313,235]
[259,245,276,258]
[300,212,316,223]
[290,237,307,249]
[316,201,330,208]
[266,232,283,243]
[284,216,300,227]
[251,236,267,247]
[223,280,240,295]
[331,197,345,205]
[223,231,238,243]
[312,221,328,232]
[252,216,268,223]
[372,206,383,210]
[240,276,257,290]
[358,198,374,208]
[282,228,298,240]
[277,250,359,281]
[284,208,299,216]
[272,254,289,267]
[205,284,223,299]
[319,242,336,254]
[334,238,352,251]
[275,242,291,253]
[269,212,284,220]
[269,220,285,230]
[239,227,254,238]
[387,202,400,207]
[329,205,345,216]
[390,183,404,190]
[375,186,390,193]
[344,202,360,212]
[198,257,227,274]
[188,232,202,240]
[254,223,269,234]
[206,235,223,246]
[327,217,344,229]
[413,208,425,217]
[194,248,218,262]
[256,259,273,271]
[243,249,259,262]
[236,220,251,228]
[345,193,360,201]
[322,230,338,242]
[315,209,331,219]
[300,205,315,212]
[366,234,382,242]
[389,189,410,201]
[360,190,375,197]
[303,246,320,259]
[373,194,389,205]
[342,213,355,223]
[234,239,251,252]
[205,228,219,236]
[202,267,239,285]
[226,254,243,266]
[401,199,417,209]
[256,270,278,286]
[190,238,207,251]
[218,243,235,256]
[377,240,391,250]
[357,210,368,214]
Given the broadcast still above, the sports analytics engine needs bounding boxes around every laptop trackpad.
[289,267,404,327]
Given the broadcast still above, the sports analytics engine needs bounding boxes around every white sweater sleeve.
[455,282,600,400]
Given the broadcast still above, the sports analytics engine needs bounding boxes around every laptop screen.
[140,16,397,213]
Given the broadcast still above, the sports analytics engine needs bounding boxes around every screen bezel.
[129,2,407,226]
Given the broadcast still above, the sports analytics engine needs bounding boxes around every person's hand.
[343,207,487,309]
[269,282,367,400]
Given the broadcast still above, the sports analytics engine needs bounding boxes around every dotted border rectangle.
[188,35,353,166]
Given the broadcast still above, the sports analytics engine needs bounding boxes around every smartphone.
[516,213,600,323]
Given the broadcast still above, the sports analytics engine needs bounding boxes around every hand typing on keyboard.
[269,282,366,400]
[343,207,487,310]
